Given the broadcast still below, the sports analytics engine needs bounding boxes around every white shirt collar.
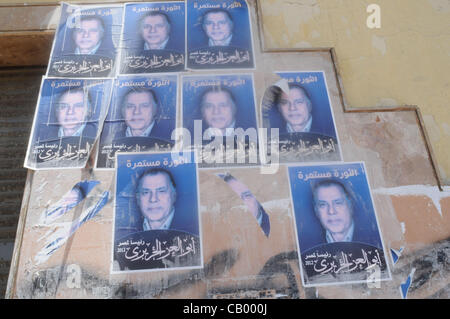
[74,41,102,55]
[209,34,233,47]
[125,120,155,137]
[144,38,169,50]
[58,123,86,138]
[326,222,355,243]
[286,116,313,133]
[142,208,175,231]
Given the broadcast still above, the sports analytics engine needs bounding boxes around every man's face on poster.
[226,178,259,219]
[55,91,87,134]
[203,11,233,44]
[201,91,235,130]
[278,87,312,131]
[123,91,157,135]
[140,14,170,49]
[137,173,176,223]
[73,18,103,54]
[314,184,353,240]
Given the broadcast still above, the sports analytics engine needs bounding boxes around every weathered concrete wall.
[7,47,450,298]
[259,0,450,185]
[2,0,450,299]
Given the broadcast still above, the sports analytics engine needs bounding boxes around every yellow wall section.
[260,0,450,184]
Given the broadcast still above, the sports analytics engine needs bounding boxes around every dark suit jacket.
[144,37,182,53]
[200,119,258,147]
[37,123,98,143]
[166,210,198,235]
[308,216,381,249]
[199,34,250,51]
[93,42,117,59]
[188,117,252,139]
[130,36,183,55]
[277,116,334,138]
[113,120,173,142]
[115,208,199,241]
[61,40,116,59]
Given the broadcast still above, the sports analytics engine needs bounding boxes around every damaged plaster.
[260,0,450,184]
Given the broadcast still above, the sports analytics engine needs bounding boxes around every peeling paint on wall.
[400,268,416,299]
[373,185,450,217]
[371,35,386,56]
[260,0,450,184]
[34,190,109,265]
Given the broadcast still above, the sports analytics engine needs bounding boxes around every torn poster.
[261,71,342,164]
[216,172,270,237]
[35,190,109,265]
[39,180,100,225]
[24,78,113,170]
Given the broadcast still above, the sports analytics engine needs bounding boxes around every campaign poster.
[112,151,203,272]
[182,73,259,168]
[186,0,255,70]
[96,75,177,169]
[24,78,113,170]
[47,3,123,78]
[287,162,391,287]
[261,71,342,163]
[119,2,186,74]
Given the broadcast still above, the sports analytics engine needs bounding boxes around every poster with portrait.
[182,73,259,168]
[24,78,113,170]
[47,2,123,78]
[112,151,203,273]
[287,162,391,287]
[261,71,342,163]
[186,0,255,70]
[119,2,186,74]
[96,74,177,169]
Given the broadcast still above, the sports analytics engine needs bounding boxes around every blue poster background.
[100,75,177,144]
[265,72,337,139]
[186,0,254,69]
[187,0,253,51]
[48,3,122,77]
[114,151,200,241]
[288,163,384,252]
[32,78,112,143]
[121,2,185,54]
[182,74,257,140]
